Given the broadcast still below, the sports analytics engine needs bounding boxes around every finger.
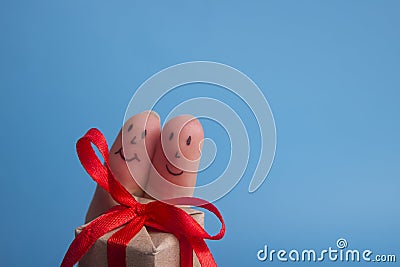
[145,115,204,200]
[85,111,160,222]
[109,111,161,195]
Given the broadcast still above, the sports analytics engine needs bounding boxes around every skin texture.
[85,111,161,223]
[145,115,204,200]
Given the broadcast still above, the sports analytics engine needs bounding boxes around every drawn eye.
[186,136,191,146]
[141,129,147,139]
[169,132,174,141]
[127,124,133,132]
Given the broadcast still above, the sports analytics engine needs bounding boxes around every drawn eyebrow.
[127,124,133,132]
[169,132,174,140]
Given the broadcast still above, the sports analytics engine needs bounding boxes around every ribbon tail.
[145,201,225,267]
[177,236,193,267]
[107,216,146,267]
[60,206,133,267]
[190,237,217,267]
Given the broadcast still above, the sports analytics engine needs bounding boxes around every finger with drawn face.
[85,111,160,222]
[109,111,161,194]
[145,115,204,200]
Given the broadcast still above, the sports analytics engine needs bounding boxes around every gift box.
[61,128,225,267]
[76,197,204,267]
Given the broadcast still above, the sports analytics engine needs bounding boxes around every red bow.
[60,128,225,267]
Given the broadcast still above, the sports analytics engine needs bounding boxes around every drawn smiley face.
[144,115,204,200]
[114,123,147,162]
[164,131,195,176]
[160,115,204,178]
[108,111,160,194]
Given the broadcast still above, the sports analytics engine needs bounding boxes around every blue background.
[1,1,399,266]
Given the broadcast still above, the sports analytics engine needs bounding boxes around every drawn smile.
[166,164,183,176]
[115,147,140,162]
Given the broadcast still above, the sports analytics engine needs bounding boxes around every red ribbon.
[61,128,225,267]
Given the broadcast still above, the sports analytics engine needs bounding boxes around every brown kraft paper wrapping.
[76,197,204,267]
